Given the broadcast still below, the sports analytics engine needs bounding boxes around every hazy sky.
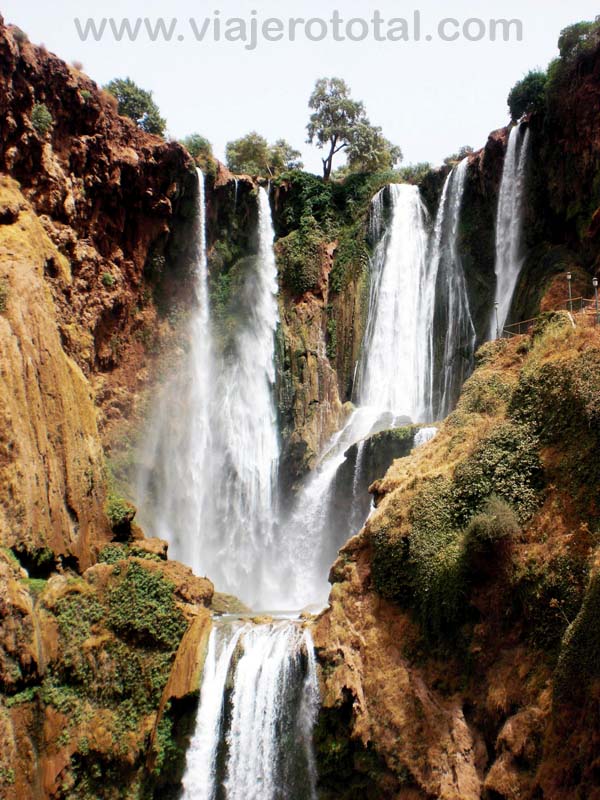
[3,1,599,173]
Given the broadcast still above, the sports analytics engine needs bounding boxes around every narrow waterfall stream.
[492,122,531,335]
[137,170,215,571]
[425,158,476,419]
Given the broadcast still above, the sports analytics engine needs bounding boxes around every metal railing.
[501,297,600,339]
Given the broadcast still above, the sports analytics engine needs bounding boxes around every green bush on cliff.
[507,70,547,122]
[452,422,544,524]
[31,103,53,136]
[330,223,369,293]
[557,19,600,61]
[515,554,588,654]
[104,77,166,135]
[108,561,186,649]
[459,371,513,415]
[276,218,325,295]
[464,496,520,550]
[372,477,470,639]
[105,492,136,531]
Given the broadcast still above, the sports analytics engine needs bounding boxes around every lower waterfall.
[181,620,319,800]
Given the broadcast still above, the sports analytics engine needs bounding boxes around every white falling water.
[424,158,476,419]
[136,170,215,570]
[181,626,245,800]
[137,184,280,609]
[492,123,531,336]
[355,184,430,418]
[213,187,281,604]
[279,184,430,609]
[182,620,319,800]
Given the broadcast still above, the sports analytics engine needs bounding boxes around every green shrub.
[330,223,369,293]
[507,70,547,122]
[452,422,544,524]
[31,103,54,136]
[515,554,588,654]
[464,496,520,550]
[276,218,324,295]
[557,20,600,61]
[459,372,513,415]
[101,272,116,288]
[98,544,129,565]
[105,493,136,530]
[180,133,213,160]
[372,477,469,639]
[326,317,337,361]
[397,162,434,184]
[108,562,186,649]
[80,89,92,102]
[104,77,166,135]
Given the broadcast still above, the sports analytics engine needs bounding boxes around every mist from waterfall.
[181,620,319,800]
[279,184,430,609]
[425,158,476,420]
[492,123,531,336]
[136,170,215,570]
[137,181,280,608]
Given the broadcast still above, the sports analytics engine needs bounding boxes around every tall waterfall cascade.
[139,173,483,798]
[492,123,531,336]
[181,620,319,800]
[279,184,432,610]
[137,181,280,609]
[425,158,476,420]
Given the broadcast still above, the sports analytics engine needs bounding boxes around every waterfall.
[137,183,280,609]
[355,184,430,419]
[213,187,280,604]
[136,170,215,570]
[425,158,476,419]
[279,184,430,609]
[492,123,531,336]
[182,620,319,800]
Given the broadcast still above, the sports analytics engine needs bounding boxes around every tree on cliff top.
[307,77,401,179]
[225,132,303,177]
[507,70,547,122]
[104,77,166,136]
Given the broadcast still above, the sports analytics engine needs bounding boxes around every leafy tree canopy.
[225,132,303,177]
[557,19,600,60]
[104,77,166,136]
[307,77,401,179]
[346,123,402,173]
[181,133,213,160]
[507,70,547,122]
